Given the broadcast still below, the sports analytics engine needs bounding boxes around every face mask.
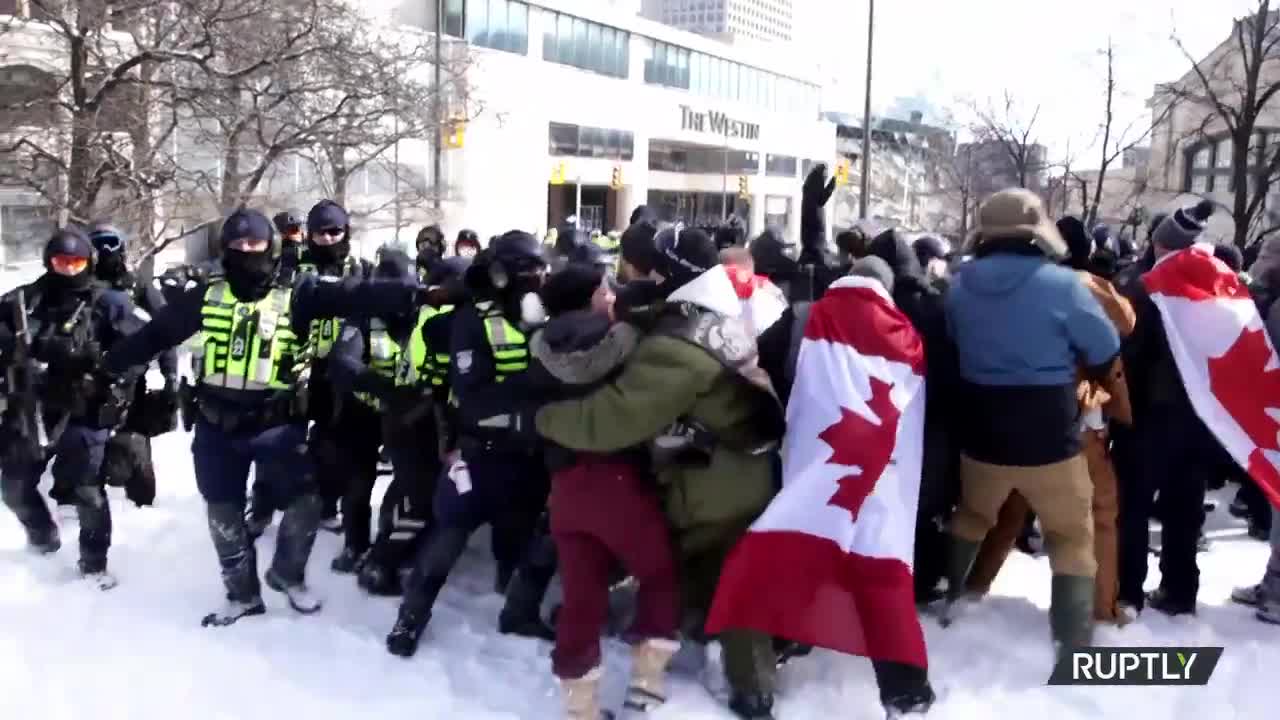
[458,246,478,259]
[224,249,277,300]
[520,292,547,327]
[309,237,350,266]
[96,252,127,281]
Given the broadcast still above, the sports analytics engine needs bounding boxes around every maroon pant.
[549,456,680,679]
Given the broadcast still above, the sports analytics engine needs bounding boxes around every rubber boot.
[267,493,322,614]
[938,538,980,627]
[1049,574,1095,663]
[560,667,604,720]
[74,484,112,574]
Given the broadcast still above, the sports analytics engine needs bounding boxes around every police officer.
[415,224,447,282]
[273,209,306,282]
[357,256,471,596]
[0,228,145,590]
[454,228,481,258]
[248,200,374,538]
[89,223,178,508]
[104,208,416,625]
[386,230,553,656]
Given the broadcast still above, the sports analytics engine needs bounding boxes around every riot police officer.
[104,208,415,625]
[0,228,146,589]
[247,200,373,538]
[273,209,306,282]
[415,224,446,282]
[386,230,553,656]
[356,256,471,596]
[89,223,178,507]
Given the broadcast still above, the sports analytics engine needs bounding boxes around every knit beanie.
[848,255,895,295]
[540,263,606,316]
[620,221,661,275]
[1152,200,1215,251]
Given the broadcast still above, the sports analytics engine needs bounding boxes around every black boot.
[1146,586,1196,616]
[267,493,322,614]
[331,547,366,574]
[498,565,557,641]
[386,605,431,657]
[202,502,265,626]
[728,692,775,719]
[25,525,61,554]
[74,484,113,586]
[358,562,402,596]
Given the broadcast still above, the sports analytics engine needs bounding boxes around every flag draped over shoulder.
[704,275,929,669]
[1143,243,1280,509]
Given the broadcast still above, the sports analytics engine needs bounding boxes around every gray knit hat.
[848,255,895,295]
[1153,199,1215,251]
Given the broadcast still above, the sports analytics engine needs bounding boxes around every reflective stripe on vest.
[197,282,300,392]
[479,303,528,380]
[356,318,403,408]
[394,305,440,388]
[298,258,358,359]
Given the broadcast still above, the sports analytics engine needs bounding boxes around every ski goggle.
[49,254,89,276]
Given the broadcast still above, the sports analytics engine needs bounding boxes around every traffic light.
[550,162,567,186]
[737,175,749,199]
[610,166,623,190]
[443,114,466,149]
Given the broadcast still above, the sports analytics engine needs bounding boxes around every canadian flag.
[1143,243,1280,509]
[705,275,929,669]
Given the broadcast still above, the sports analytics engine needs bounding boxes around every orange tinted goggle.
[49,254,89,276]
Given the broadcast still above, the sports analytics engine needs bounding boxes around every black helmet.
[88,222,126,256]
[273,209,304,234]
[490,230,545,271]
[455,228,481,255]
[44,226,95,267]
[220,209,280,259]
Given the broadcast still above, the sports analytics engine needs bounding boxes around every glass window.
[556,13,573,65]
[677,48,690,89]
[543,9,557,61]
[587,22,602,73]
[1190,174,1209,193]
[572,16,588,69]
[549,122,579,156]
[620,131,634,161]
[1191,146,1210,169]
[649,41,664,83]
[488,0,508,51]
[691,52,705,94]
[1216,138,1233,168]
[444,0,465,36]
[720,59,731,100]
[616,31,629,78]
[508,1,528,54]
[601,27,616,76]
[467,0,489,46]
[766,154,797,177]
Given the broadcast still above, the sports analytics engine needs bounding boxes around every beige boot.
[625,638,680,712]
[560,666,603,720]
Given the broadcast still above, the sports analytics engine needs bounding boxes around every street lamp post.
[433,0,444,213]
[859,0,875,220]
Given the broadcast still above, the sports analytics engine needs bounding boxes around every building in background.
[640,0,794,43]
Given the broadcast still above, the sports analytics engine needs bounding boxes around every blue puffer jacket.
[945,248,1120,466]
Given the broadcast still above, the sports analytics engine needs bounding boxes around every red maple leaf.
[819,377,900,521]
[1207,328,1280,453]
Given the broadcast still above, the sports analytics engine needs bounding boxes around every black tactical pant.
[365,414,441,576]
[1,422,112,571]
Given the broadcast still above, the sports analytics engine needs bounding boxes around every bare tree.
[932,143,976,237]
[966,91,1046,192]
[1165,0,1280,247]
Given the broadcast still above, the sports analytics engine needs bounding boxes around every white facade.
[380,0,831,248]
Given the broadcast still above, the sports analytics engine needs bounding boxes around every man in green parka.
[533,223,786,720]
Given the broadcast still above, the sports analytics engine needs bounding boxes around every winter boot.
[25,525,61,554]
[728,692,775,720]
[1257,597,1280,625]
[624,638,680,712]
[560,667,605,720]
[203,502,265,627]
[386,604,431,657]
[359,561,403,596]
[1146,586,1195,616]
[331,547,366,574]
[266,493,322,614]
[73,485,112,579]
[77,558,118,591]
[883,684,936,718]
[499,565,557,641]
[1049,575,1095,663]
[774,639,813,668]
[1231,583,1266,607]
[938,538,980,626]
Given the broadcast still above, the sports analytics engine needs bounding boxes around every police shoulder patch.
[455,349,473,373]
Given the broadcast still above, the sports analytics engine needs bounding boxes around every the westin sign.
[680,105,760,140]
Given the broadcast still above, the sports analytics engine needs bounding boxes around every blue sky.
[797,0,1263,168]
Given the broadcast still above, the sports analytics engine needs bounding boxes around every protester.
[941,189,1120,661]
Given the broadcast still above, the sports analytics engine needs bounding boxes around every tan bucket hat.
[970,188,1068,260]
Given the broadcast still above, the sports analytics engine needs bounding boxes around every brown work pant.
[951,452,1095,579]
[964,431,1120,621]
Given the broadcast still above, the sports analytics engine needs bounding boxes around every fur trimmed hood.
[530,310,640,386]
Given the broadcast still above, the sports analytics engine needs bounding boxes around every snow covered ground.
[0,427,1275,720]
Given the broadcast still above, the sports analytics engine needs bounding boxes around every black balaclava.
[89,224,129,283]
[43,227,96,294]
[306,200,352,267]
[1055,216,1093,271]
[220,209,279,301]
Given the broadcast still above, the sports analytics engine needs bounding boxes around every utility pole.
[859,0,875,220]
[433,0,444,213]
